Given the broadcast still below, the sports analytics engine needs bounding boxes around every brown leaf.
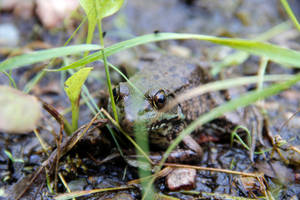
[0,86,42,134]
[36,0,79,29]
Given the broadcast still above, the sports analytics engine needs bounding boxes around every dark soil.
[1,1,300,199]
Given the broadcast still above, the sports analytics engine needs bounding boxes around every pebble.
[0,23,20,47]
[166,168,196,191]
[36,0,79,29]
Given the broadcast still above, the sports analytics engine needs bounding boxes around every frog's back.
[129,55,216,122]
[130,56,209,94]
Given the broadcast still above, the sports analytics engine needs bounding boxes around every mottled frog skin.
[112,55,247,159]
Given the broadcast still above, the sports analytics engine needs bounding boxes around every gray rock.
[0,23,20,47]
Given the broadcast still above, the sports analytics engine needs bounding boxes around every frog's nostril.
[138,108,149,116]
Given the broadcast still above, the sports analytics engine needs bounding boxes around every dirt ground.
[1,0,300,199]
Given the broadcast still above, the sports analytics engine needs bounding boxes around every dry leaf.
[0,86,42,134]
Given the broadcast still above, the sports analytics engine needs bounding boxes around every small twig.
[290,146,300,154]
[33,129,50,154]
[128,167,173,185]
[15,166,45,200]
[39,98,73,135]
[59,173,76,200]
[101,108,154,164]
[15,113,106,200]
[54,186,134,200]
[163,163,262,178]
[54,122,64,192]
[279,110,300,133]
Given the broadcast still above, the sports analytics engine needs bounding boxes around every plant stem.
[280,0,300,32]
[96,14,119,123]
[2,71,17,88]
[71,99,79,133]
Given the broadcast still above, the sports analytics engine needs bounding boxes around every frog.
[111,55,262,162]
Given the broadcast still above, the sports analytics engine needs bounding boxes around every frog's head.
[111,82,184,145]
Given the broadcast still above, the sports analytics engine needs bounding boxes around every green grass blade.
[211,22,291,75]
[23,17,88,93]
[2,71,17,88]
[0,44,101,72]
[108,62,143,96]
[159,73,300,167]
[280,0,300,32]
[66,68,124,157]
[142,73,300,199]
[56,32,300,71]
[97,20,119,123]
[64,67,93,132]
[80,0,97,47]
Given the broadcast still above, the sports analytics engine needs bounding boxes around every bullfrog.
[112,55,261,162]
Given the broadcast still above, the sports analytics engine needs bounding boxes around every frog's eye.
[153,89,167,109]
[112,87,120,102]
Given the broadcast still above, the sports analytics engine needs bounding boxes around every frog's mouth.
[147,112,185,149]
[118,88,185,137]
[149,114,182,133]
[147,104,185,136]
[121,105,184,133]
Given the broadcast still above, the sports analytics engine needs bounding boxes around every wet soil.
[1,0,300,199]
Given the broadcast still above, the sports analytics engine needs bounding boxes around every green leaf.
[280,0,300,32]
[79,0,124,46]
[0,86,42,134]
[64,67,93,103]
[4,150,24,163]
[57,32,300,71]
[80,0,124,21]
[64,67,93,132]
[79,0,97,46]
[0,44,101,72]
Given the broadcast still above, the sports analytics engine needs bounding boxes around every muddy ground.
[1,0,300,199]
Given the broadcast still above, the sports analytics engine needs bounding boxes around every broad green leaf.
[0,44,101,72]
[64,67,93,132]
[80,0,124,21]
[64,67,93,103]
[79,0,124,46]
[0,86,42,134]
[96,0,124,20]
[79,0,97,45]
[56,32,300,71]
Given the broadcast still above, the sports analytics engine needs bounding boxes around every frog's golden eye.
[153,89,166,109]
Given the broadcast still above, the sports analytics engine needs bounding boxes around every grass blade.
[0,44,101,71]
[280,0,300,32]
[142,73,300,199]
[160,73,300,167]
[56,32,300,71]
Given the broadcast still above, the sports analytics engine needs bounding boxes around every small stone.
[67,178,87,191]
[13,0,35,20]
[284,112,300,129]
[168,45,191,58]
[107,192,134,200]
[0,23,20,47]
[0,0,17,11]
[166,168,196,191]
[36,0,79,29]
